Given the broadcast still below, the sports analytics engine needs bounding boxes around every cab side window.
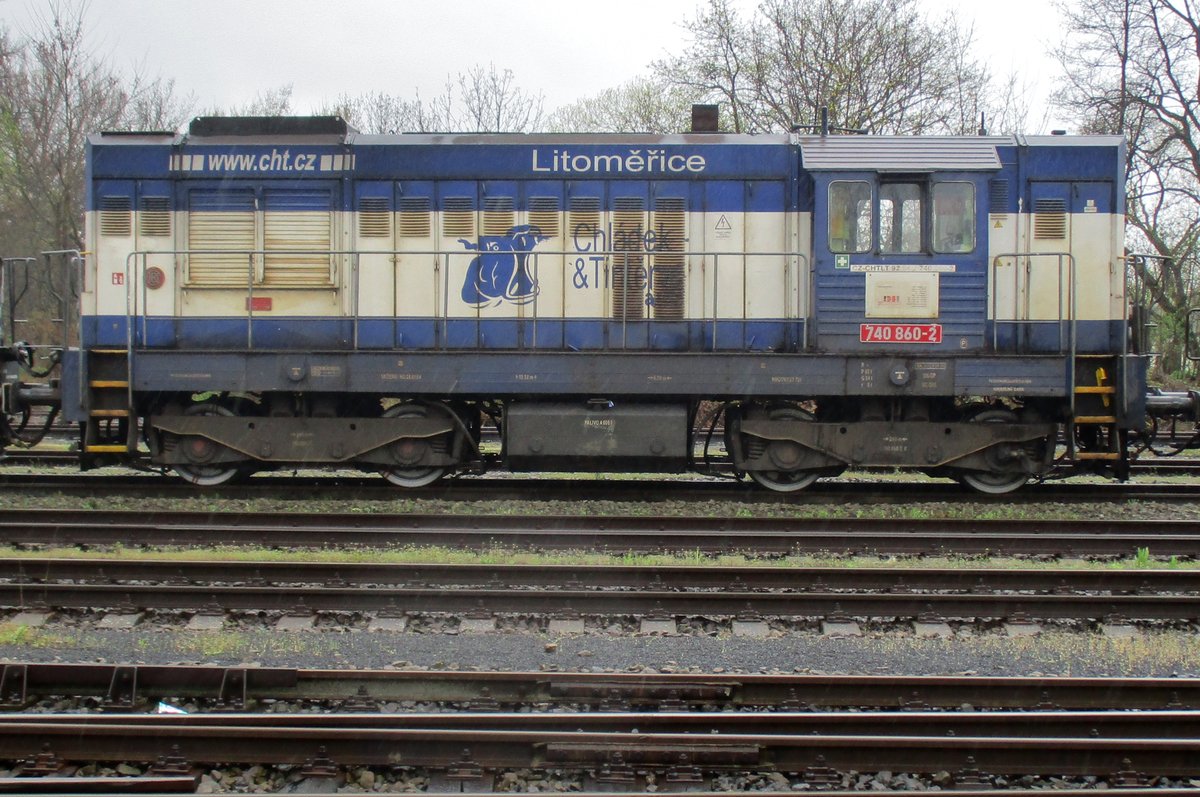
[879,182,923,253]
[828,181,872,254]
[932,182,975,253]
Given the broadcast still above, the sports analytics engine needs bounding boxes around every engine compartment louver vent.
[529,196,560,237]
[568,196,600,242]
[651,197,686,320]
[1034,198,1067,240]
[138,196,171,237]
[612,196,646,320]
[988,179,1010,216]
[358,197,391,238]
[100,196,132,237]
[483,196,515,235]
[443,197,474,237]
[398,197,431,237]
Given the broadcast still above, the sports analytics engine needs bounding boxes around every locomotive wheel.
[747,405,823,493]
[172,403,244,487]
[381,403,450,488]
[957,408,1036,495]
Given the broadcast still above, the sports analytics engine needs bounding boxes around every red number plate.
[859,323,943,344]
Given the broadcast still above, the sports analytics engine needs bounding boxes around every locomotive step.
[83,444,131,454]
[1073,415,1118,425]
[1074,386,1117,394]
[88,380,129,389]
[88,409,129,418]
[1075,451,1121,461]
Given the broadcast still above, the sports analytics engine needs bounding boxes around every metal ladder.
[82,348,135,456]
[1068,357,1122,464]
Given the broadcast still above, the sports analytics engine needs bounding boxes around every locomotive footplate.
[149,414,458,466]
[734,419,1056,472]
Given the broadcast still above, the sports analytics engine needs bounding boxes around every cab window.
[828,181,872,253]
[879,182,923,253]
[932,182,975,253]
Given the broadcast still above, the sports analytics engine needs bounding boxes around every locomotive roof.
[797,135,1007,171]
[351,132,793,146]
[89,130,1124,150]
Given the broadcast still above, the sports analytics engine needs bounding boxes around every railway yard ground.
[0,460,1198,792]
[0,461,1198,680]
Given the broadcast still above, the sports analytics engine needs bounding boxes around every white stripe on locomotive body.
[85,208,813,323]
[987,210,1124,322]
[87,207,1125,325]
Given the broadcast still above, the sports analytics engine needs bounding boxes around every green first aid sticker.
[835,254,850,269]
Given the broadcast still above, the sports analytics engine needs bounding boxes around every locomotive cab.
[725,134,1133,492]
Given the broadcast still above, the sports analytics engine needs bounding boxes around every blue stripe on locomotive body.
[82,315,805,353]
[81,314,1123,357]
[86,134,799,209]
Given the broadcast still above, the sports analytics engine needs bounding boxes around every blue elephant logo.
[460,225,547,307]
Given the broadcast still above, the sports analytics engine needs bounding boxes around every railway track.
[4,665,1200,790]
[3,556,1198,626]
[4,468,1200,503]
[0,711,1196,783]
[1,508,1199,557]
[4,663,1199,711]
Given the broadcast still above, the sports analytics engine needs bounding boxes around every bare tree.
[318,65,544,134]
[1053,0,1200,377]
[422,64,544,133]
[204,84,294,117]
[653,0,759,132]
[547,76,698,133]
[653,0,995,135]
[319,91,425,134]
[0,1,190,254]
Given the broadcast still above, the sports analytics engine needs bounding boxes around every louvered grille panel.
[529,197,560,237]
[100,196,132,237]
[398,197,431,237]
[443,197,474,237]
[568,196,600,241]
[187,190,256,287]
[651,198,686,319]
[138,196,171,237]
[1034,198,1067,240]
[612,197,645,320]
[188,211,255,286]
[262,190,333,287]
[483,196,515,235]
[988,179,1010,215]
[264,210,332,286]
[358,197,391,238]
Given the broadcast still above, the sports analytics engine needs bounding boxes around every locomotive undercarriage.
[146,393,473,487]
[726,398,1058,494]
[133,388,1060,495]
[50,339,1159,494]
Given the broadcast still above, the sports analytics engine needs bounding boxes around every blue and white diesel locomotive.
[51,113,1146,492]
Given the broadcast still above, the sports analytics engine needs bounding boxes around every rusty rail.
[2,664,1198,712]
[0,715,1195,777]
[0,508,1199,557]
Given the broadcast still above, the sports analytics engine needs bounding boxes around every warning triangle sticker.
[715,215,732,230]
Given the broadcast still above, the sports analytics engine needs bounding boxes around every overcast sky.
[0,0,1067,131]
